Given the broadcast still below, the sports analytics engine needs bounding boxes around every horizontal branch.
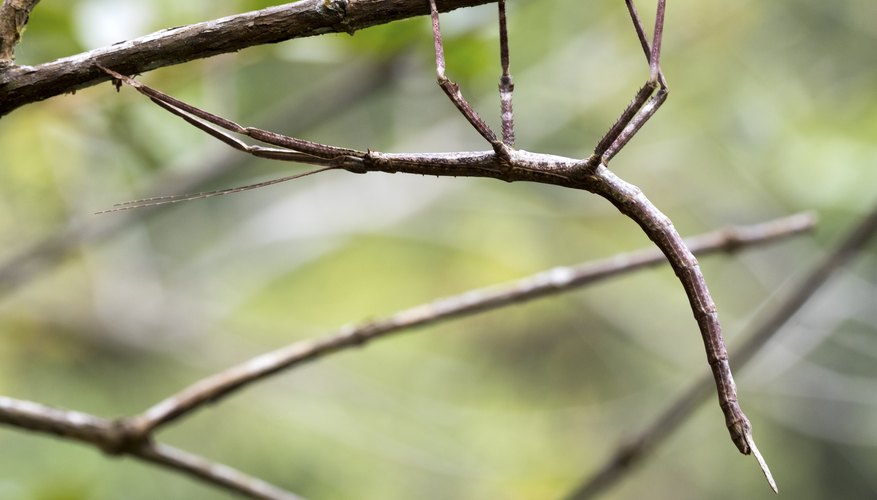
[127,213,815,435]
[0,396,302,499]
[565,199,877,499]
[0,0,495,117]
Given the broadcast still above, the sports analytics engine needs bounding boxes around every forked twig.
[93,0,776,492]
[0,396,302,500]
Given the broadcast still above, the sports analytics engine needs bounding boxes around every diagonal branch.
[0,0,497,117]
[565,198,877,499]
[0,396,302,500]
[123,213,815,436]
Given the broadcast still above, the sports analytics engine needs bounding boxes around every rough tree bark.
[0,0,494,116]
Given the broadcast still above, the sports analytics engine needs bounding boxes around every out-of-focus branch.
[0,0,495,117]
[126,213,816,435]
[137,444,303,500]
[0,0,40,66]
[0,213,816,498]
[565,201,877,500]
[0,396,302,500]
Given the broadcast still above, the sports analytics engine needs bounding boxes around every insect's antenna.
[96,166,337,214]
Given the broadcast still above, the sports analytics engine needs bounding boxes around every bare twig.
[0,396,302,499]
[137,443,303,500]
[565,200,877,499]
[123,214,815,436]
[0,0,496,117]
[0,395,112,446]
[0,0,40,66]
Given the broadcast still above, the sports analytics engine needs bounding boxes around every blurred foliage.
[1,0,876,499]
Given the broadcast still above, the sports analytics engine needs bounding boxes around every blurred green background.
[1,0,876,498]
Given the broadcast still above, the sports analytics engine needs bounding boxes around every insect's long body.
[101,0,776,492]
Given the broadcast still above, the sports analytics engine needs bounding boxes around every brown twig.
[124,213,815,436]
[565,200,877,499]
[0,396,303,500]
[0,0,496,117]
[137,443,304,500]
[0,0,40,66]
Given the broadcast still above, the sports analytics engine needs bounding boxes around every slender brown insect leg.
[498,0,515,146]
[428,0,499,145]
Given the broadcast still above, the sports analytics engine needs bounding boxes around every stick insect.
[98,0,776,492]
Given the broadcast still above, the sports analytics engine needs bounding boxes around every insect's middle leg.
[428,0,500,147]
[497,0,515,147]
[592,0,669,164]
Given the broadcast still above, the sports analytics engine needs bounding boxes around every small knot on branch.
[100,419,153,456]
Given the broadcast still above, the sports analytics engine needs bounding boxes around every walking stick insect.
[99,0,777,492]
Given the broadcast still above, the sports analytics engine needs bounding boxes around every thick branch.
[565,199,877,499]
[0,0,495,117]
[0,0,39,66]
[125,213,815,435]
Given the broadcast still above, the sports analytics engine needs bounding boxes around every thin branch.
[0,0,40,66]
[136,443,304,500]
[565,199,877,499]
[0,395,112,446]
[124,213,815,436]
[0,396,302,499]
[0,0,496,117]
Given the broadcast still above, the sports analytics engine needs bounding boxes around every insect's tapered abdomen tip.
[745,432,778,494]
